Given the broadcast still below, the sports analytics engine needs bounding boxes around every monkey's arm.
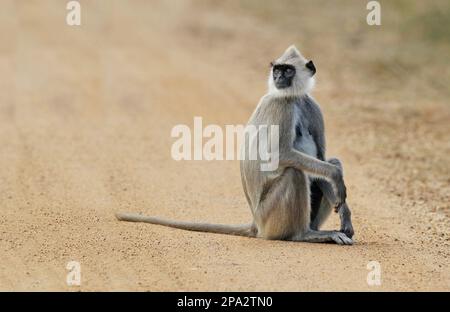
[272,100,346,205]
[279,150,346,206]
[315,159,354,238]
[304,95,326,160]
[280,150,335,178]
[315,158,347,208]
[304,96,350,205]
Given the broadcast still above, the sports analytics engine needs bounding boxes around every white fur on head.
[267,45,315,97]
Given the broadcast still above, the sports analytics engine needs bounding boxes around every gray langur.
[116,45,354,245]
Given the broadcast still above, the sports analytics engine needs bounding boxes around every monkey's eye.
[285,67,295,77]
[273,68,282,76]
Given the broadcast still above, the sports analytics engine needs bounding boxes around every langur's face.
[271,60,316,90]
[272,64,296,89]
[268,45,316,96]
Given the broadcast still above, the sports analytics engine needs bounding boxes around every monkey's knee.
[327,157,343,172]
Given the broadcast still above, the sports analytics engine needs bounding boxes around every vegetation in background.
[224,0,450,97]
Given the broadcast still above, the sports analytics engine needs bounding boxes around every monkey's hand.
[331,167,347,208]
[338,202,354,239]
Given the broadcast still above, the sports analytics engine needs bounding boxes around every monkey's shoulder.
[293,95,324,130]
[293,95,322,116]
[249,95,295,125]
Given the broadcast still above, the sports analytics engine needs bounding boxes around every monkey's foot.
[296,230,353,245]
[337,202,354,239]
[330,231,353,245]
[340,222,354,239]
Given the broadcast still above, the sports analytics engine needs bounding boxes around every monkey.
[116,45,354,245]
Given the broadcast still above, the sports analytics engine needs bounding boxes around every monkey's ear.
[270,61,274,67]
[306,60,316,75]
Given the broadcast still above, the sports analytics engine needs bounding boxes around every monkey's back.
[240,95,296,212]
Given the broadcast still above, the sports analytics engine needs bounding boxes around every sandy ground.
[0,0,449,291]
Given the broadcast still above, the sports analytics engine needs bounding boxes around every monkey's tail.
[115,212,256,238]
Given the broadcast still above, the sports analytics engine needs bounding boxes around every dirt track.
[0,0,449,291]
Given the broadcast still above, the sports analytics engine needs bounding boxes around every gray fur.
[116,45,354,244]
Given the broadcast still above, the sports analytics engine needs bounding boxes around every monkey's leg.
[280,150,347,206]
[309,181,325,230]
[293,230,353,245]
[291,178,353,245]
[337,203,354,239]
[311,158,354,238]
[293,197,353,245]
[283,169,352,245]
[254,168,308,240]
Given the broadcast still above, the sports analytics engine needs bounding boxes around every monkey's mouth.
[274,80,292,89]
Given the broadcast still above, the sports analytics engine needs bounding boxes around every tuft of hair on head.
[267,44,315,98]
[281,45,302,61]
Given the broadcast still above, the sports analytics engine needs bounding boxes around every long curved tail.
[115,212,256,237]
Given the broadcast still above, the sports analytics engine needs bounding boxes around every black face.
[272,64,296,89]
